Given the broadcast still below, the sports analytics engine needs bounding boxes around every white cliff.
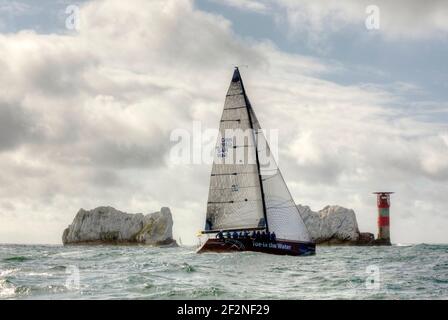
[299,205,373,245]
[62,206,177,246]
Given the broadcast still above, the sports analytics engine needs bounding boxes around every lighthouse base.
[373,239,391,246]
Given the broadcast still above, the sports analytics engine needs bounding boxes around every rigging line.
[262,174,279,181]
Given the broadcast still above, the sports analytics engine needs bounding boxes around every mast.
[235,67,270,233]
[203,67,311,242]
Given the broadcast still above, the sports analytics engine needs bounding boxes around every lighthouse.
[373,192,393,245]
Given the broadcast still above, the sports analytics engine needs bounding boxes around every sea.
[0,244,447,300]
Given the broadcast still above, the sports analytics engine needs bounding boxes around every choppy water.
[0,244,447,300]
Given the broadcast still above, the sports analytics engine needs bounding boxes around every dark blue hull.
[197,237,316,256]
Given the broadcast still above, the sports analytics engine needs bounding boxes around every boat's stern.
[196,231,213,253]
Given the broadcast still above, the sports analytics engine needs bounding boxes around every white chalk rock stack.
[62,206,176,246]
[298,205,360,244]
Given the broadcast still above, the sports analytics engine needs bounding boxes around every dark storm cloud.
[281,152,345,185]
[85,138,171,169]
[26,50,97,97]
[88,169,121,187]
[0,101,43,151]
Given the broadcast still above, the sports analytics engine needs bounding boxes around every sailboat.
[197,68,316,256]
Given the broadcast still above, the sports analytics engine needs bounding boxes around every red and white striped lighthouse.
[373,192,393,245]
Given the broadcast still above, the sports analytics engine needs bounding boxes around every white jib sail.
[251,108,311,242]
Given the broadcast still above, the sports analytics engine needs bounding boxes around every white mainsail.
[205,68,311,242]
[205,69,266,231]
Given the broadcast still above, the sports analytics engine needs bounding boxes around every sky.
[0,0,447,245]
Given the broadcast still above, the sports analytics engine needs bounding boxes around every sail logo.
[217,138,233,158]
[253,241,291,250]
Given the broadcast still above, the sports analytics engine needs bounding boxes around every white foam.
[0,279,16,298]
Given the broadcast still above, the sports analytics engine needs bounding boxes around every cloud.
[0,0,34,31]
[0,0,447,245]
[0,1,31,15]
[215,0,448,41]
[209,0,270,14]
[0,101,39,151]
